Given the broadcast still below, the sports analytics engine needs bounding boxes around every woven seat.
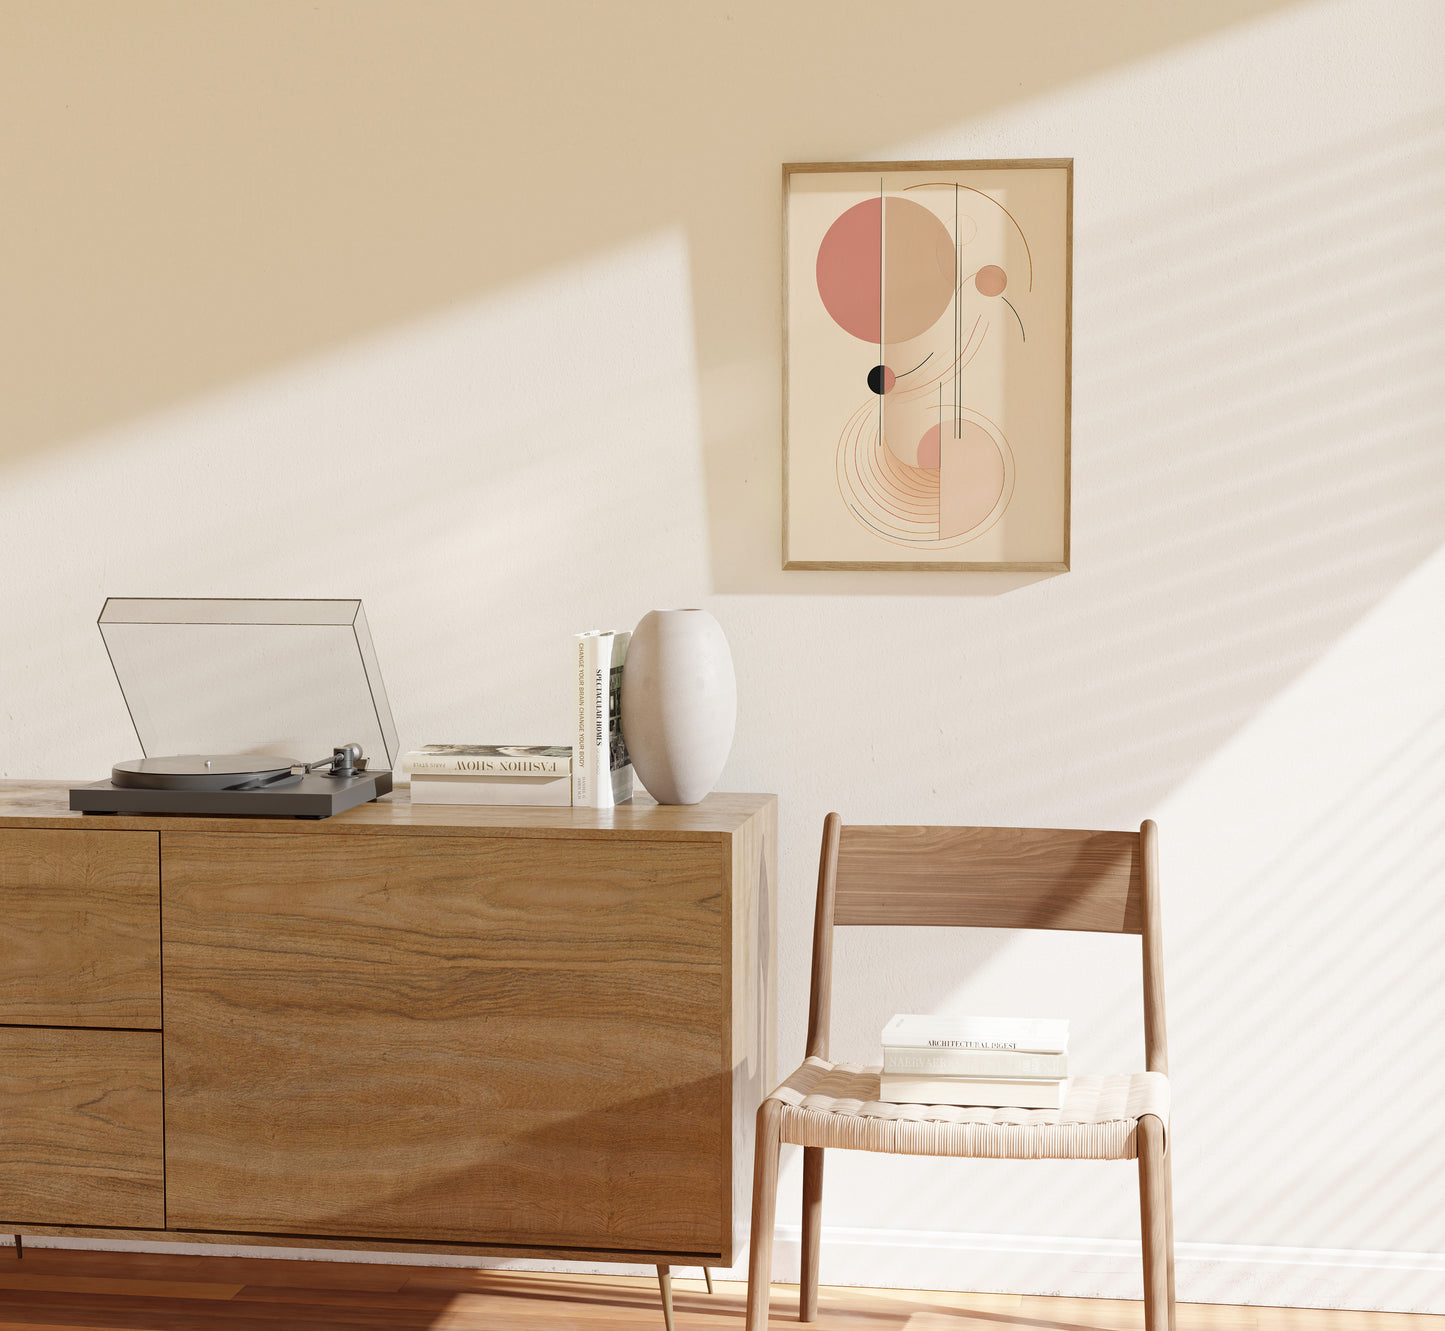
[772,1057,1169,1160]
[746,817,1176,1331]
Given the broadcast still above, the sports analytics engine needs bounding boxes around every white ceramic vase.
[621,609,737,805]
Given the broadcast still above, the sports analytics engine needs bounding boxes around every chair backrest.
[805,815,1167,1073]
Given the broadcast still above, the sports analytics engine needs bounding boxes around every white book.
[408,773,572,806]
[882,1014,1069,1054]
[881,1047,1068,1079]
[401,745,571,776]
[573,630,633,808]
[877,1074,1070,1110]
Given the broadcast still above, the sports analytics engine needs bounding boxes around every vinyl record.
[111,754,301,792]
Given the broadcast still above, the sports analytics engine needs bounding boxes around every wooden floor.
[0,1247,1439,1329]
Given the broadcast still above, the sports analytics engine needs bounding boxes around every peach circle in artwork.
[916,420,1005,535]
[975,265,1007,297]
[816,197,956,344]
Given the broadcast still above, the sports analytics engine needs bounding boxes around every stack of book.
[402,745,573,805]
[878,1014,1070,1109]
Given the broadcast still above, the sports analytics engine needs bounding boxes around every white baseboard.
[759,1225,1445,1315]
[18,1227,1445,1314]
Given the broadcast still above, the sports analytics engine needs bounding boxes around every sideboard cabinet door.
[0,1029,164,1227]
[161,831,731,1254]
[0,828,160,1028]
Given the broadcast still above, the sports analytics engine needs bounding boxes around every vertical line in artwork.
[954,185,960,438]
[937,384,944,539]
[878,176,885,457]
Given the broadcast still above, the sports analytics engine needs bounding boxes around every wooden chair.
[746,816,1175,1330]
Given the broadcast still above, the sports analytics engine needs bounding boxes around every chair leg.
[800,1146,824,1322]
[746,1098,783,1331]
[1163,1134,1177,1330]
[656,1264,674,1331]
[1137,1115,1173,1331]
[703,1266,714,1293]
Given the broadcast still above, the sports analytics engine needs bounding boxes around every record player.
[70,598,398,819]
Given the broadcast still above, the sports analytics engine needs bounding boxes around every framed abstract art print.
[783,160,1072,571]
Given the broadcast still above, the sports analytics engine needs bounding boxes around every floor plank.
[0,1250,1439,1329]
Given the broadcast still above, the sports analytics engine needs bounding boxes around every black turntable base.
[70,748,392,819]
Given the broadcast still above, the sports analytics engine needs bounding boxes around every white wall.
[2,0,1443,1312]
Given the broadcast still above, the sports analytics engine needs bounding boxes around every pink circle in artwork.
[915,420,1005,535]
[975,265,1007,297]
[816,197,955,344]
[917,424,942,470]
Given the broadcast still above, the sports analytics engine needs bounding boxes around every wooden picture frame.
[783,160,1072,571]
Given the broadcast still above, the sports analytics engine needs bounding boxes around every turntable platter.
[112,754,301,792]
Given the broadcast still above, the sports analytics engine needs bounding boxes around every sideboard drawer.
[0,828,160,1028]
[0,1028,164,1227]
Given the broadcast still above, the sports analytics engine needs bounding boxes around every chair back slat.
[833,824,1143,934]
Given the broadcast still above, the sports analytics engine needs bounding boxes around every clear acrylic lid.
[98,598,398,770]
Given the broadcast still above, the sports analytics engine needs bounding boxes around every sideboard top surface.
[0,782,775,842]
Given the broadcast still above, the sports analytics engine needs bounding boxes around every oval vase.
[621,609,737,805]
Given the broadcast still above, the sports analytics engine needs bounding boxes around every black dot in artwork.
[866,365,889,394]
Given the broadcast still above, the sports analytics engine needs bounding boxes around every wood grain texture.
[746,1099,782,1331]
[1139,1114,1174,1331]
[0,829,159,1028]
[1141,819,1170,1075]
[0,781,771,842]
[833,824,1142,933]
[800,1146,824,1321]
[0,1029,163,1228]
[0,1252,1435,1329]
[4,1225,730,1264]
[804,813,842,1060]
[160,830,735,1255]
[729,794,777,1263]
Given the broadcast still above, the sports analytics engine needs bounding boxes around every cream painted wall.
[2,0,1443,1312]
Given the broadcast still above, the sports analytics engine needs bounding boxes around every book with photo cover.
[573,630,633,808]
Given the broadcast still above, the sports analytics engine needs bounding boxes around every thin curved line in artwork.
[836,404,1017,549]
[858,425,933,520]
[849,410,929,517]
[1001,296,1025,342]
[902,182,1033,291]
[872,421,935,498]
[847,399,936,512]
[849,505,941,542]
[837,411,938,541]
[896,352,933,379]
[889,317,985,408]
[839,409,931,531]
[842,422,939,542]
[867,447,933,516]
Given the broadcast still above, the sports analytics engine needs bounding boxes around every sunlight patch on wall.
[1154,540,1445,1258]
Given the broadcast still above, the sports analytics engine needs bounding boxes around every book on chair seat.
[877,1073,1070,1109]
[882,1013,1069,1053]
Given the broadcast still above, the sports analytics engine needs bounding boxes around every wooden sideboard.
[0,782,775,1266]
